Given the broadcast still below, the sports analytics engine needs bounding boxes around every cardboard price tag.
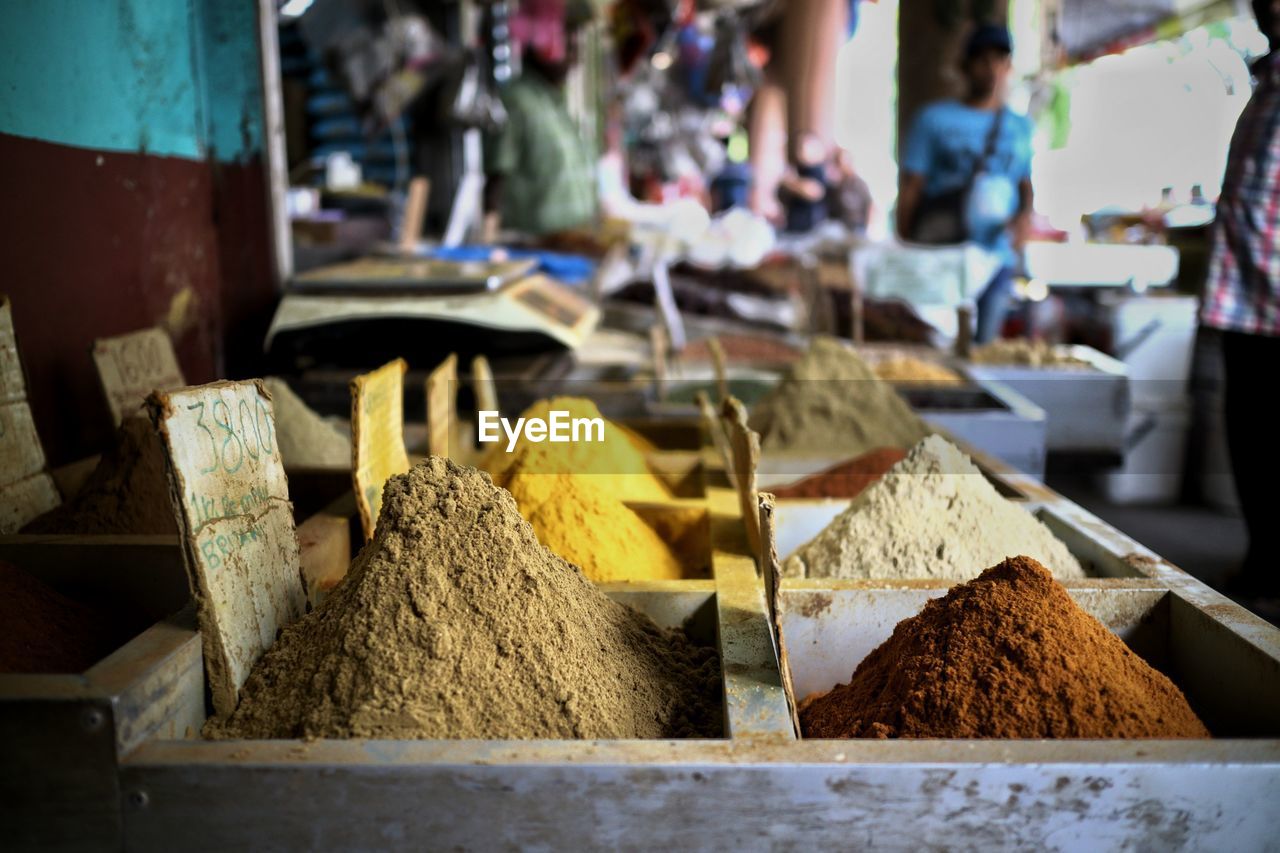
[0,297,60,533]
[695,391,735,489]
[471,354,499,416]
[0,401,49,482]
[397,176,431,254]
[350,359,411,541]
[707,337,729,404]
[93,327,186,425]
[426,353,458,459]
[148,380,306,717]
[0,297,26,404]
[722,397,761,558]
[758,492,801,737]
[649,324,668,403]
[0,473,60,535]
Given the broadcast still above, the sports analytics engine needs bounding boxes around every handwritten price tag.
[93,327,185,425]
[350,359,410,541]
[0,296,59,532]
[0,297,26,404]
[148,380,305,717]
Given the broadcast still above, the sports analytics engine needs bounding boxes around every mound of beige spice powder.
[207,457,723,740]
[748,337,930,455]
[263,377,351,468]
[784,435,1085,581]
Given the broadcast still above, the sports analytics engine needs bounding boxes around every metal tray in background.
[966,344,1131,457]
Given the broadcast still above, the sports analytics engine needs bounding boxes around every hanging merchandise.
[512,0,572,64]
[704,12,761,117]
[298,0,453,130]
[448,48,509,131]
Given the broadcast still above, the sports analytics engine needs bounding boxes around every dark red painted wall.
[0,132,276,465]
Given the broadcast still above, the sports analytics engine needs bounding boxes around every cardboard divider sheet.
[758,491,801,737]
[147,379,306,717]
[351,358,411,541]
[649,324,668,402]
[471,354,499,416]
[721,397,760,558]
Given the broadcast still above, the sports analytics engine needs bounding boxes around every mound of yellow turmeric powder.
[485,398,682,582]
[504,474,683,582]
[483,397,670,503]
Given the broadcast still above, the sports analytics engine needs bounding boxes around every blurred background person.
[485,0,597,236]
[1201,0,1280,599]
[895,24,1034,343]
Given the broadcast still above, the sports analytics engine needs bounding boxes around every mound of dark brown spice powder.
[800,556,1209,739]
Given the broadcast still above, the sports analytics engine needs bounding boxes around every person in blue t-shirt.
[896,24,1034,343]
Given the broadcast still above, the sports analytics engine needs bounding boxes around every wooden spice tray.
[8,436,1280,848]
[0,539,198,849]
[109,468,791,849]
[101,460,1280,849]
[778,583,1280,738]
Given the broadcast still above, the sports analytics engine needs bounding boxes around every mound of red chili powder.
[799,556,1210,739]
[770,447,907,499]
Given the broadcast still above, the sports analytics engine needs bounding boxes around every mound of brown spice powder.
[208,457,722,740]
[799,556,1210,739]
[748,337,930,455]
[769,448,907,499]
[22,416,177,535]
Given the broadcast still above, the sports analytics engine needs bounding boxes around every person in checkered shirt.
[1202,0,1280,597]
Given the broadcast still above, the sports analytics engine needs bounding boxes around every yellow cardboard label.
[351,358,410,541]
[93,327,186,424]
[471,355,498,417]
[426,353,457,459]
[148,380,305,717]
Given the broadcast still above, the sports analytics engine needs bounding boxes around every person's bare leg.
[780,0,849,164]
[749,74,787,222]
